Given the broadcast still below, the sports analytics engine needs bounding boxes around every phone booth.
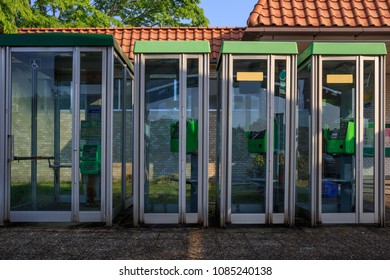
[133,41,210,226]
[0,33,134,226]
[216,41,298,226]
[296,42,387,226]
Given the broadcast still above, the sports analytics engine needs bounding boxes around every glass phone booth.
[0,33,134,226]
[296,42,387,225]
[133,41,210,226]
[216,42,297,226]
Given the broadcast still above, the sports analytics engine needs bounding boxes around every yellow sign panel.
[237,72,264,81]
[326,74,353,84]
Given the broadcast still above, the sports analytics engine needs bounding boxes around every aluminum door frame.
[317,55,383,224]
[77,47,108,223]
[223,54,295,225]
[0,47,6,226]
[5,47,108,223]
[136,53,208,225]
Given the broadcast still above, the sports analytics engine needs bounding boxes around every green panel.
[134,41,210,54]
[298,42,387,66]
[221,41,298,54]
[0,33,134,72]
[0,33,115,47]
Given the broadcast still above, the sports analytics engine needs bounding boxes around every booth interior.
[132,41,210,226]
[296,42,387,226]
[0,33,134,225]
[216,41,298,226]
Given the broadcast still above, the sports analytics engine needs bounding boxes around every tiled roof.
[18,27,245,61]
[247,0,390,27]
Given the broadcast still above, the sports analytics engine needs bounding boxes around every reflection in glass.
[273,60,287,213]
[296,61,312,218]
[144,59,180,213]
[322,60,356,213]
[79,52,103,211]
[10,52,73,211]
[363,60,375,212]
[186,58,199,213]
[125,71,133,201]
[112,57,124,210]
[231,59,267,213]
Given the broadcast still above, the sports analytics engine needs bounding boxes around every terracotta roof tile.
[18,27,245,61]
[248,0,390,27]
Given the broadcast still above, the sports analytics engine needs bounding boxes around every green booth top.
[134,40,210,54]
[220,41,298,55]
[298,42,387,66]
[0,33,133,72]
[217,41,298,70]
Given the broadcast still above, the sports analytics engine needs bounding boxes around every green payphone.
[80,144,101,175]
[245,130,267,154]
[170,119,198,153]
[324,120,355,154]
[245,120,280,154]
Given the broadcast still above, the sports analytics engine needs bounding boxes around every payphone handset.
[324,120,355,154]
[170,119,198,154]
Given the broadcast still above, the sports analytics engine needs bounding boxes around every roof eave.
[243,26,390,40]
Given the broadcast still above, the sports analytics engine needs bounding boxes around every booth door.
[141,56,203,224]
[228,57,291,224]
[320,57,379,224]
[8,50,106,222]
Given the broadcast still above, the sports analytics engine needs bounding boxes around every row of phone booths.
[0,33,387,227]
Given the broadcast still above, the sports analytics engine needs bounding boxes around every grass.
[10,176,224,211]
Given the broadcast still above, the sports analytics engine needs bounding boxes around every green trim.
[217,41,297,70]
[220,41,298,55]
[134,41,210,54]
[298,42,387,66]
[0,33,133,73]
[0,33,116,47]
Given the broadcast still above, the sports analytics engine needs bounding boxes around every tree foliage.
[0,0,209,34]
[94,0,209,27]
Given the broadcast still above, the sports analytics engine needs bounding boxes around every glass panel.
[322,60,356,213]
[296,61,312,219]
[11,52,73,211]
[79,52,103,211]
[186,58,199,213]
[363,60,375,212]
[231,59,267,213]
[125,71,133,201]
[273,60,287,213]
[144,59,180,213]
[112,57,123,210]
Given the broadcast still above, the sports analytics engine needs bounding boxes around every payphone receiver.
[170,119,198,154]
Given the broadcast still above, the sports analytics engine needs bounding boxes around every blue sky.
[199,0,257,27]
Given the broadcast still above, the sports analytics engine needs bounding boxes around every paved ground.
[1,197,390,260]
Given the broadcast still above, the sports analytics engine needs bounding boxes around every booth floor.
[1,196,390,260]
